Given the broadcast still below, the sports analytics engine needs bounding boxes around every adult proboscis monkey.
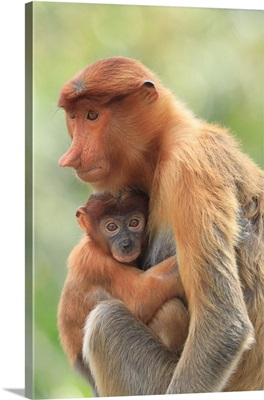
[58,56,264,395]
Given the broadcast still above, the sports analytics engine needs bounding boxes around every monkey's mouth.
[77,167,102,174]
[76,167,105,182]
[113,250,141,264]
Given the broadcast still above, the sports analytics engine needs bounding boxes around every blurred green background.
[28,1,264,398]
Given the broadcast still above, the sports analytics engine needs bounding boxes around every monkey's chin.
[113,251,141,264]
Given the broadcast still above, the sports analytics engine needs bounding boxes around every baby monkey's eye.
[87,110,99,120]
[128,218,140,228]
[106,222,118,232]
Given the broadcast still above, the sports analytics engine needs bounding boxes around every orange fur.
[58,57,264,393]
[58,192,184,366]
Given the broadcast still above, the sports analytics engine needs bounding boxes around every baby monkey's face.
[99,212,146,264]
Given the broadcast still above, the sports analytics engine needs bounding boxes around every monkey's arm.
[58,238,181,364]
[98,254,183,323]
[69,236,184,321]
[161,160,254,393]
[167,251,254,393]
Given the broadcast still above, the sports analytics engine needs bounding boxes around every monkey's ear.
[76,206,89,232]
[139,80,159,103]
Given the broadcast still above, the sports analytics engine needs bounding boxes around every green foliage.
[30,2,263,398]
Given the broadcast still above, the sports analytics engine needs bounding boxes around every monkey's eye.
[105,222,119,232]
[87,110,99,120]
[69,113,76,119]
[128,218,140,228]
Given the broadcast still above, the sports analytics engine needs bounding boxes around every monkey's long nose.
[59,146,80,168]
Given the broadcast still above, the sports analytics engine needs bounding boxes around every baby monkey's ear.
[76,206,89,232]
